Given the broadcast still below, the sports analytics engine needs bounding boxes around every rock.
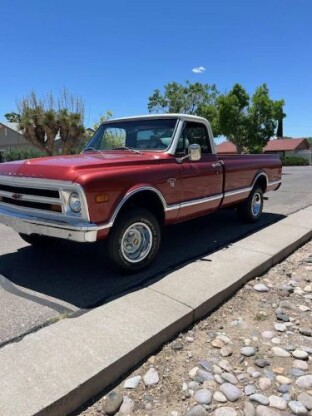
[293,360,309,370]
[276,375,291,384]
[299,305,310,312]
[172,341,184,350]
[119,396,134,414]
[194,389,212,405]
[262,331,274,340]
[293,349,309,360]
[143,368,159,386]
[268,395,287,410]
[274,323,287,332]
[276,313,290,322]
[296,375,312,389]
[291,368,306,377]
[212,338,225,348]
[198,360,213,372]
[245,384,257,395]
[244,401,256,416]
[214,374,223,384]
[186,404,208,416]
[103,391,123,415]
[123,375,142,389]
[258,377,272,391]
[256,405,280,416]
[217,334,232,344]
[271,337,281,344]
[220,346,233,357]
[273,366,284,375]
[241,347,256,357]
[196,369,214,382]
[219,360,233,373]
[271,347,290,357]
[254,283,269,292]
[278,384,290,393]
[288,400,308,415]
[298,392,312,410]
[299,328,312,337]
[219,383,242,402]
[213,391,227,402]
[214,408,238,416]
[304,284,312,292]
[249,393,270,405]
[279,300,296,309]
[188,381,201,391]
[221,372,238,384]
[255,359,270,368]
[203,380,217,390]
[189,367,199,378]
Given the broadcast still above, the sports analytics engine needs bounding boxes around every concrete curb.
[0,206,311,416]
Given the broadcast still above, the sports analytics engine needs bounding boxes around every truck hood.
[0,151,164,182]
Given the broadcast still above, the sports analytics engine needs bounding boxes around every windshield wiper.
[113,146,141,154]
[82,147,101,153]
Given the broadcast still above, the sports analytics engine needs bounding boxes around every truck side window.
[176,122,211,154]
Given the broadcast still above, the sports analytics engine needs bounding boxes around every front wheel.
[108,209,161,272]
[237,186,264,223]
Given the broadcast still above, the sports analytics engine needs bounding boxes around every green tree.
[5,89,85,156]
[217,83,285,153]
[305,137,312,147]
[148,81,219,115]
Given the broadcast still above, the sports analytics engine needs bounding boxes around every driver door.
[177,121,223,219]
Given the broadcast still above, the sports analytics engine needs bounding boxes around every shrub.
[2,148,46,162]
[281,156,309,166]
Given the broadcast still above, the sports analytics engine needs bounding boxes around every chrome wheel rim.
[121,222,153,263]
[251,192,262,216]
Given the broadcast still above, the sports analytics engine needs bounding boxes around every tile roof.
[263,138,309,152]
[216,141,237,153]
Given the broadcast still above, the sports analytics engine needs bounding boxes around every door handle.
[212,160,224,168]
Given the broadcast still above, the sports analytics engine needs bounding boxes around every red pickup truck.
[0,114,281,271]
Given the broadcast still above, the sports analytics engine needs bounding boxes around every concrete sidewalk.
[0,206,311,416]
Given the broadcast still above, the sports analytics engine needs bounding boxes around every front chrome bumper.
[0,206,99,243]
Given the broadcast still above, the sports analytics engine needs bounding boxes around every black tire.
[19,233,56,247]
[237,186,264,223]
[108,208,161,272]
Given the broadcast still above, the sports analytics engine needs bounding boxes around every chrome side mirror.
[188,144,201,161]
[176,143,202,163]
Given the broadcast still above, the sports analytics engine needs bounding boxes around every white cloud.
[192,66,206,74]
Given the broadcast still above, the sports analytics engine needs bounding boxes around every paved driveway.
[0,166,311,346]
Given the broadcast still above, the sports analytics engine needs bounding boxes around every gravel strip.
[77,240,312,416]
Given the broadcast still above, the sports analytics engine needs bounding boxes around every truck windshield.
[83,118,178,152]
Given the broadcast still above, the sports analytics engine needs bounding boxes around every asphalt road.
[0,166,311,347]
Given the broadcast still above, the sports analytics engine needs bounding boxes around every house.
[216,141,238,154]
[0,122,36,159]
[263,138,311,163]
[216,138,311,164]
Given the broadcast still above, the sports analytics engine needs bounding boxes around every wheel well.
[254,174,267,192]
[115,190,165,226]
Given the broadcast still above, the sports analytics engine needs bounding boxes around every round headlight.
[69,192,81,213]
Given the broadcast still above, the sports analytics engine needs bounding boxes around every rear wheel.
[108,208,161,272]
[19,233,56,247]
[237,186,264,223]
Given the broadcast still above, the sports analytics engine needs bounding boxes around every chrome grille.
[0,178,63,214]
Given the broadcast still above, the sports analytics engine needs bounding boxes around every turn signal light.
[50,204,62,212]
[95,193,109,203]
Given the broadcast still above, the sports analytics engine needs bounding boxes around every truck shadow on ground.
[0,209,285,314]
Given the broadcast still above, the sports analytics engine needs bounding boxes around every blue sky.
[1,0,311,138]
